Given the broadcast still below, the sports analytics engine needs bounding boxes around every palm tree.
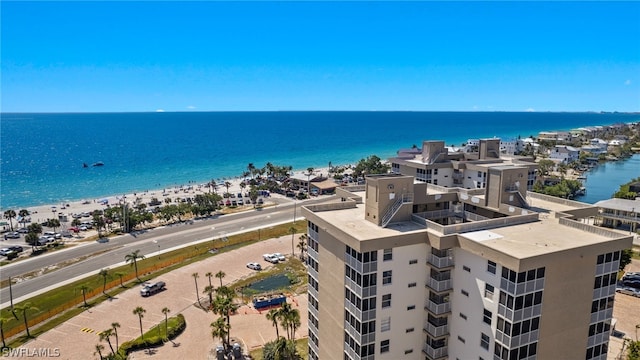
[98,268,110,296]
[133,306,146,341]
[305,167,315,194]
[297,234,307,260]
[125,250,145,282]
[111,322,121,349]
[289,226,297,256]
[3,210,16,231]
[18,209,30,229]
[78,285,90,307]
[266,308,281,339]
[94,344,105,360]
[204,285,215,306]
[99,328,115,355]
[162,307,170,340]
[46,218,61,233]
[248,163,256,179]
[211,289,239,346]
[205,272,213,288]
[215,270,226,287]
[0,316,11,349]
[192,272,200,305]
[210,316,230,349]
[114,271,125,287]
[14,302,38,337]
[224,181,232,197]
[239,182,247,198]
[278,302,300,341]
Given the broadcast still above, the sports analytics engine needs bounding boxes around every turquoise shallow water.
[1,111,638,209]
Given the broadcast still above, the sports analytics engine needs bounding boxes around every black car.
[8,246,24,253]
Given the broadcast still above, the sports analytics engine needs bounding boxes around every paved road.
[0,196,331,308]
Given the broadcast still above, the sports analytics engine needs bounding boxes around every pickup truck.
[140,281,166,297]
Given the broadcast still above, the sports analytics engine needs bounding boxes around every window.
[380,340,390,353]
[481,333,490,350]
[408,282,417,288]
[382,294,391,308]
[487,260,497,274]
[407,305,415,310]
[483,309,492,325]
[383,270,392,285]
[461,289,469,297]
[463,265,471,272]
[383,248,393,261]
[409,259,418,265]
[485,283,495,299]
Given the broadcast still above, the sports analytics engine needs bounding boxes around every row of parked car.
[0,245,24,257]
[616,272,640,297]
[246,252,287,271]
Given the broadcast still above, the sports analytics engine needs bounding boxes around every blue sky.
[2,1,639,112]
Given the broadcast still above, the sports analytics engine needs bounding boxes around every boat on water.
[92,162,104,167]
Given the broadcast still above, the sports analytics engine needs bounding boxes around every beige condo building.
[301,140,632,360]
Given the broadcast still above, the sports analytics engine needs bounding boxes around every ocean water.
[1,111,639,209]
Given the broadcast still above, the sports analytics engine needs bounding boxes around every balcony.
[428,277,453,292]
[428,253,454,268]
[425,300,451,315]
[422,344,448,359]
[424,321,449,338]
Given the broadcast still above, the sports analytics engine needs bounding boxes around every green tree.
[215,270,226,288]
[133,306,146,341]
[99,328,115,355]
[45,218,61,232]
[621,249,634,271]
[289,226,297,256]
[162,307,170,340]
[94,344,105,360]
[125,250,145,282]
[305,167,315,194]
[224,181,232,198]
[297,234,307,260]
[205,272,214,289]
[210,316,230,349]
[114,271,126,287]
[3,210,16,231]
[537,159,555,176]
[14,302,38,337]
[111,322,121,349]
[18,209,30,229]
[266,308,281,339]
[98,268,111,296]
[78,285,90,307]
[212,286,239,346]
[352,155,390,178]
[204,285,215,306]
[192,272,200,305]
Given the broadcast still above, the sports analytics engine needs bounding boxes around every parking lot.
[609,258,640,359]
[19,236,307,360]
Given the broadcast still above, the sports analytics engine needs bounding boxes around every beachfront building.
[549,145,580,164]
[593,198,640,234]
[389,139,537,194]
[302,171,632,360]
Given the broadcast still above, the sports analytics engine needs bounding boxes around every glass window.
[383,248,393,261]
[485,283,495,299]
[380,340,390,353]
[483,309,492,325]
[382,294,391,308]
[481,333,490,350]
[487,260,497,274]
[383,270,392,285]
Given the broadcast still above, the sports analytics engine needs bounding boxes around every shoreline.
[1,165,339,230]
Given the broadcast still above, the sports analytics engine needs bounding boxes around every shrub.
[116,314,186,357]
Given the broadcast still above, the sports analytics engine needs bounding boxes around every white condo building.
[301,140,632,360]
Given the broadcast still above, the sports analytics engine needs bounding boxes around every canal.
[574,153,640,204]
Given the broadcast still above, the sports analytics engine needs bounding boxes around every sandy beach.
[3,166,341,234]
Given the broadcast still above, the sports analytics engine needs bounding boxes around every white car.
[273,253,286,262]
[247,262,262,270]
[263,253,279,264]
[616,286,640,297]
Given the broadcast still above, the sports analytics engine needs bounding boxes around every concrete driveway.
[19,235,308,360]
